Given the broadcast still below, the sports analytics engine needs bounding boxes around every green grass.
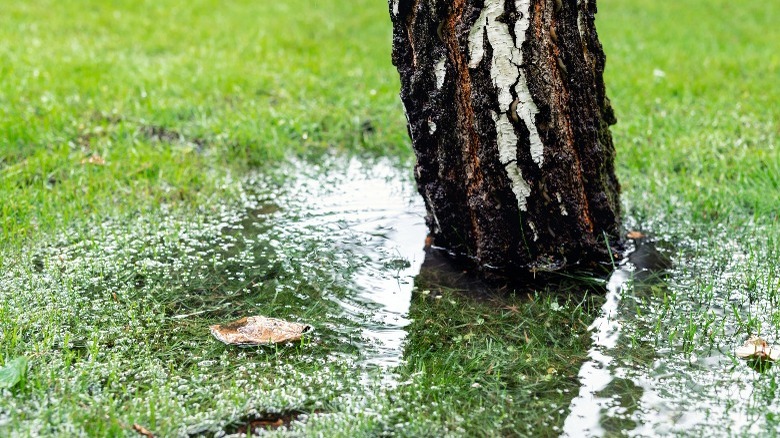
[601,0,780,221]
[0,0,779,436]
[0,0,409,248]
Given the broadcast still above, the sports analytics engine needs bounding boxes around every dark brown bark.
[390,0,621,280]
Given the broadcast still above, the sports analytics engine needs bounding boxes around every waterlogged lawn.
[0,157,602,436]
[0,0,778,436]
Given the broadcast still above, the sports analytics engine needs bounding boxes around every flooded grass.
[1,0,778,435]
[564,218,780,436]
[0,156,604,436]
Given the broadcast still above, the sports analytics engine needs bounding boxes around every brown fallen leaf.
[81,155,106,166]
[252,418,284,429]
[209,316,311,346]
[626,230,646,240]
[132,424,154,438]
[735,336,780,361]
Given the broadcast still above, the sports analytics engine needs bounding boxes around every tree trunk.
[390,0,621,280]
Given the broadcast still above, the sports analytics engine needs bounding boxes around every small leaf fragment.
[81,155,106,165]
[0,356,28,389]
[626,231,646,240]
[735,336,780,361]
[210,316,311,346]
[132,424,155,438]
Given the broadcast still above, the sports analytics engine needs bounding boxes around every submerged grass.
[0,0,778,436]
[0,158,602,436]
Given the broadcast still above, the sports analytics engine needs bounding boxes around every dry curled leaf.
[209,316,311,346]
[735,336,780,361]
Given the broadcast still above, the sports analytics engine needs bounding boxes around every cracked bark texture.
[391,0,621,280]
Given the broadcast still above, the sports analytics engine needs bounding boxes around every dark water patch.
[188,409,318,437]
[414,248,499,298]
[226,410,316,435]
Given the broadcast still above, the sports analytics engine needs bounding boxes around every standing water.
[563,263,633,436]
[5,154,779,435]
[277,157,428,369]
[563,230,780,436]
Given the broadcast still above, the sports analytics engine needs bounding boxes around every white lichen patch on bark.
[513,0,544,167]
[528,221,539,241]
[424,192,443,233]
[428,120,437,135]
[392,0,399,17]
[470,0,545,212]
[492,111,531,211]
[435,56,447,89]
[556,192,568,216]
[493,111,517,164]
[467,6,491,69]
[577,0,585,40]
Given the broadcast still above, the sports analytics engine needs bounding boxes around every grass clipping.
[210,316,311,346]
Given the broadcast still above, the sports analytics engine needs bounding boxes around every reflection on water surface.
[276,157,427,369]
[564,232,780,436]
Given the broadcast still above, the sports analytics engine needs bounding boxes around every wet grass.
[0,0,407,248]
[1,0,779,436]
[0,159,603,436]
[402,277,603,435]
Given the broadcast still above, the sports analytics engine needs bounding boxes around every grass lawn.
[1,0,778,436]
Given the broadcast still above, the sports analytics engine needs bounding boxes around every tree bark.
[390,0,621,280]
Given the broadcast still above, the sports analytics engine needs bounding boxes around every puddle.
[269,157,428,370]
[563,228,780,436]
[5,151,779,435]
[562,251,640,436]
[157,155,427,376]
